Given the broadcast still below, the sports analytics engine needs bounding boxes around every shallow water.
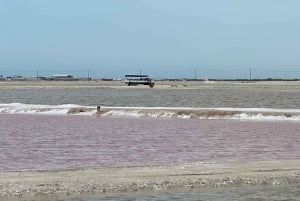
[0,114,299,171]
[1,84,300,200]
[1,84,300,108]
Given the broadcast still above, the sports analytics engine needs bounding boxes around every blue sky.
[1,0,300,79]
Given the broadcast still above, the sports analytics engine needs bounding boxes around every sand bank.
[1,80,300,89]
[0,160,299,200]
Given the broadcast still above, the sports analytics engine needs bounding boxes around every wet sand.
[0,160,299,200]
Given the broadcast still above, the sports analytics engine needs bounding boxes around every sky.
[1,0,300,79]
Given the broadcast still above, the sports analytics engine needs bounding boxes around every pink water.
[0,114,299,170]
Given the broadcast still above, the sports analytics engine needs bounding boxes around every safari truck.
[124,74,155,88]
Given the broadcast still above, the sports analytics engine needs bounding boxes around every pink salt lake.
[0,114,299,171]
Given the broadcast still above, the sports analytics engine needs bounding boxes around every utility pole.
[249,68,252,81]
[36,70,39,81]
[139,69,142,76]
[87,69,90,82]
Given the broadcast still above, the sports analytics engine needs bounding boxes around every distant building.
[51,74,73,79]
[7,75,25,81]
[50,74,78,81]
[0,75,6,81]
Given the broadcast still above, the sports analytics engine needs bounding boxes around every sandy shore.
[1,80,300,89]
[0,160,299,200]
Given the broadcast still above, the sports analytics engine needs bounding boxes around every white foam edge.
[1,103,300,121]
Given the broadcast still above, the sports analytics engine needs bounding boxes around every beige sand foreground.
[0,160,299,200]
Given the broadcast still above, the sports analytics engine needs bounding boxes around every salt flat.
[0,160,299,200]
